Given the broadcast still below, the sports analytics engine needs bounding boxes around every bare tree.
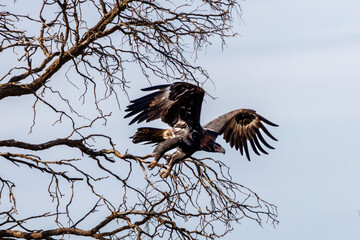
[0,1,278,239]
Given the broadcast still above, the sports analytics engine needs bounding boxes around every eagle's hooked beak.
[219,147,226,154]
[214,143,226,154]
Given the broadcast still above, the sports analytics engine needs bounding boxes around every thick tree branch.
[0,0,132,100]
[0,137,113,162]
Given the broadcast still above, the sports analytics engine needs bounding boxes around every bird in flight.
[125,82,278,177]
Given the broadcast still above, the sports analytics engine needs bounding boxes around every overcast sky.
[197,1,360,239]
[1,1,360,239]
[119,1,360,238]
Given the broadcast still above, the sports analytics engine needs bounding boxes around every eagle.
[125,82,278,177]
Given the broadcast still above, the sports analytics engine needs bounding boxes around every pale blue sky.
[195,1,360,239]
[1,1,360,239]
[117,1,360,238]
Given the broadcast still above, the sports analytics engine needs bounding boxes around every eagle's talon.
[161,170,170,178]
[148,160,159,170]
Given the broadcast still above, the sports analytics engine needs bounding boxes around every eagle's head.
[200,131,225,154]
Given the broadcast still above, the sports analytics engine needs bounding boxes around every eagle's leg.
[148,137,180,170]
[161,150,188,178]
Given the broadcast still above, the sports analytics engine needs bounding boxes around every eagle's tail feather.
[132,127,169,144]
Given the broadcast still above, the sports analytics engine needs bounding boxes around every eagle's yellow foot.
[148,160,159,170]
[160,170,170,178]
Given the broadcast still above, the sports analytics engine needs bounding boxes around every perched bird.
[125,82,278,177]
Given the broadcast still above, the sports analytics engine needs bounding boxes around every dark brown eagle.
[125,82,278,177]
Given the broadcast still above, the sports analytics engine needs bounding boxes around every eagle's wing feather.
[203,109,278,160]
[125,82,205,128]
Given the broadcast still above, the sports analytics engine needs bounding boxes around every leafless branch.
[0,149,278,239]
[0,1,278,239]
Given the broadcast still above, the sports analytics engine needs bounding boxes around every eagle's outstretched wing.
[125,82,205,128]
[203,109,278,160]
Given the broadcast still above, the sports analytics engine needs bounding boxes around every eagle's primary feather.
[125,82,278,177]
